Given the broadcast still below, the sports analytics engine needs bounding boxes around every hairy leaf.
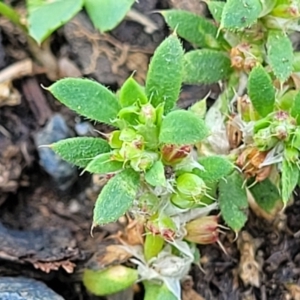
[249,178,281,214]
[221,0,262,30]
[93,168,139,225]
[207,1,225,23]
[163,10,222,49]
[85,153,123,174]
[291,91,300,124]
[159,110,209,145]
[27,0,83,43]
[219,172,248,231]
[51,137,110,168]
[194,156,234,182]
[281,159,299,205]
[267,30,293,82]
[119,77,148,107]
[248,65,275,117]
[145,160,166,187]
[183,50,232,84]
[146,35,184,114]
[49,78,120,126]
[85,0,135,32]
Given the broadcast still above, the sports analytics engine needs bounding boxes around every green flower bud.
[271,4,299,18]
[284,146,299,163]
[253,127,278,151]
[119,128,137,142]
[170,193,195,209]
[184,215,219,245]
[271,111,296,140]
[176,173,206,199]
[130,151,158,172]
[237,95,259,122]
[138,104,156,124]
[291,128,300,150]
[108,130,122,148]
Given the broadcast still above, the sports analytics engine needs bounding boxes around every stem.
[0,2,28,33]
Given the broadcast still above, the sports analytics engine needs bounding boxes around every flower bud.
[284,146,299,163]
[161,144,191,165]
[170,193,195,209]
[130,151,158,172]
[237,95,259,122]
[146,214,177,241]
[176,173,206,199]
[291,127,300,150]
[253,127,278,151]
[271,4,299,18]
[108,130,123,148]
[184,215,219,244]
[138,104,156,124]
[119,128,137,142]
[270,111,296,140]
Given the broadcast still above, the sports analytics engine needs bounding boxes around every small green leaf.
[119,77,148,107]
[281,159,299,204]
[84,0,135,32]
[194,156,234,182]
[145,160,166,187]
[49,78,120,126]
[51,137,110,168]
[221,0,262,30]
[267,30,293,82]
[27,0,83,43]
[291,91,300,124]
[219,171,248,231]
[146,35,184,114]
[93,168,139,225]
[85,153,123,174]
[207,1,225,23]
[163,10,222,49]
[83,266,138,296]
[144,281,177,300]
[249,178,281,214]
[144,233,164,261]
[159,110,209,145]
[183,50,232,84]
[248,65,275,117]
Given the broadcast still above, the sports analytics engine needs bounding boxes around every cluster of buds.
[171,173,207,209]
[236,147,272,182]
[146,214,177,241]
[253,111,297,152]
[230,43,262,72]
[184,215,219,245]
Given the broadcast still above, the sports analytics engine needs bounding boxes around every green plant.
[45,0,300,298]
[1,0,135,44]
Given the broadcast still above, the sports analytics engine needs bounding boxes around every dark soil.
[1,1,300,300]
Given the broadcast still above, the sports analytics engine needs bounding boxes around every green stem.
[0,3,28,33]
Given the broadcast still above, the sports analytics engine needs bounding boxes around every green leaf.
[119,77,148,107]
[93,168,139,225]
[221,0,262,30]
[183,50,232,84]
[27,0,83,43]
[83,266,138,296]
[144,233,164,261]
[51,137,110,168]
[267,30,293,82]
[84,0,135,32]
[145,35,184,114]
[207,1,225,23]
[162,10,222,49]
[249,178,281,214]
[194,156,234,182]
[159,110,209,145]
[291,91,300,124]
[85,153,123,174]
[145,160,166,187]
[281,159,299,204]
[144,281,177,300]
[48,78,120,126]
[248,65,275,117]
[219,171,248,231]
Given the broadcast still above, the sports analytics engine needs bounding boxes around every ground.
[1,1,300,300]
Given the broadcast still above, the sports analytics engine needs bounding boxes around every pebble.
[34,114,77,190]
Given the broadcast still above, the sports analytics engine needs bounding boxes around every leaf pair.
[26,0,135,43]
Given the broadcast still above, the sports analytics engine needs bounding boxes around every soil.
[1,1,300,300]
